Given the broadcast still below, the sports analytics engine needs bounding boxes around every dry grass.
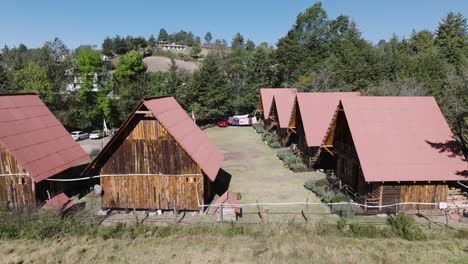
[1,224,466,264]
[143,56,198,74]
[204,126,334,223]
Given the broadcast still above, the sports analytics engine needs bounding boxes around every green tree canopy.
[114,50,146,81]
[231,33,245,48]
[204,32,213,44]
[158,28,169,41]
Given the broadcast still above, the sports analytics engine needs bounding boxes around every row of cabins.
[257,88,467,211]
[0,94,226,213]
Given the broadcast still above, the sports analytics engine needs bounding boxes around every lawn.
[205,126,334,223]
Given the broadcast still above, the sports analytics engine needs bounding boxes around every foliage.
[387,214,427,241]
[13,62,53,103]
[89,148,101,158]
[114,50,146,81]
[204,32,213,44]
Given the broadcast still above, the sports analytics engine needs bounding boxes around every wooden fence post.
[445,209,449,226]
[346,200,351,218]
[173,200,177,223]
[133,208,138,225]
[220,203,224,223]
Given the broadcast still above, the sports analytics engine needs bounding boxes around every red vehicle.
[217,120,229,127]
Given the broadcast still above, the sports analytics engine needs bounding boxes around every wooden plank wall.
[101,115,206,210]
[0,144,36,208]
[399,183,447,210]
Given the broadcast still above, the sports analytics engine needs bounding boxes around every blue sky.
[1,0,467,49]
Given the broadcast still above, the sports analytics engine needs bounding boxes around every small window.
[17,177,25,185]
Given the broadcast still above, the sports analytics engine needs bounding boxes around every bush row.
[304,178,360,216]
[277,149,307,172]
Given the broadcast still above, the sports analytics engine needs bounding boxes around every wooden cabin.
[83,96,224,211]
[256,88,296,129]
[0,94,89,209]
[288,92,360,168]
[322,97,467,212]
[268,90,297,145]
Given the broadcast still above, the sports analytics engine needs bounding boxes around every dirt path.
[205,126,334,223]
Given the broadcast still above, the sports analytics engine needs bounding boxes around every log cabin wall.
[399,182,447,210]
[292,105,318,166]
[100,114,206,210]
[0,144,36,208]
[333,110,365,192]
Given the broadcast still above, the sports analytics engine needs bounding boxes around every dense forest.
[0,3,466,153]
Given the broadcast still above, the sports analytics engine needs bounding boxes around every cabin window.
[186,177,196,183]
[17,177,25,185]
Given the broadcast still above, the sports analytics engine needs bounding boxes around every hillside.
[143,56,198,74]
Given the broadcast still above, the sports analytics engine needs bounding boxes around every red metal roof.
[44,192,74,211]
[296,92,360,147]
[142,97,224,181]
[0,94,89,182]
[259,88,297,119]
[272,89,298,128]
[211,191,241,214]
[339,96,467,182]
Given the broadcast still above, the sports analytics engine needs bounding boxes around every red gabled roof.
[259,88,297,119]
[0,94,89,182]
[272,89,298,128]
[44,192,74,211]
[296,92,360,147]
[143,97,224,181]
[211,191,241,214]
[339,96,467,182]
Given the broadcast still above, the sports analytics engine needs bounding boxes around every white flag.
[191,110,196,123]
[103,118,109,134]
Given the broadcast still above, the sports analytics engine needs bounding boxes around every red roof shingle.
[259,88,297,119]
[0,94,89,182]
[339,96,467,182]
[271,89,298,128]
[296,92,360,147]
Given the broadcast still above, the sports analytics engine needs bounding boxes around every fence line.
[43,173,203,181]
[198,201,463,210]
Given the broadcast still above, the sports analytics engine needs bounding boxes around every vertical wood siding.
[101,115,205,210]
[0,144,36,208]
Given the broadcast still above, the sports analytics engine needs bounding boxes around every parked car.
[71,131,88,141]
[217,120,229,127]
[89,130,104,139]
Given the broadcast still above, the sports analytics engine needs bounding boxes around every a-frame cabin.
[83,96,224,211]
[268,90,297,145]
[0,94,89,209]
[288,92,360,168]
[322,97,467,212]
[256,88,296,129]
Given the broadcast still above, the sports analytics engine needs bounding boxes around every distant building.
[158,42,188,51]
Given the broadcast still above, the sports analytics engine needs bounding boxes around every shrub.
[336,218,346,231]
[349,224,381,238]
[331,193,349,203]
[255,125,264,134]
[269,141,281,149]
[388,214,427,241]
[315,178,328,187]
[277,149,290,160]
[89,148,100,158]
[290,162,307,172]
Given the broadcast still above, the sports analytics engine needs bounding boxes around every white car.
[89,130,104,140]
[71,131,88,141]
